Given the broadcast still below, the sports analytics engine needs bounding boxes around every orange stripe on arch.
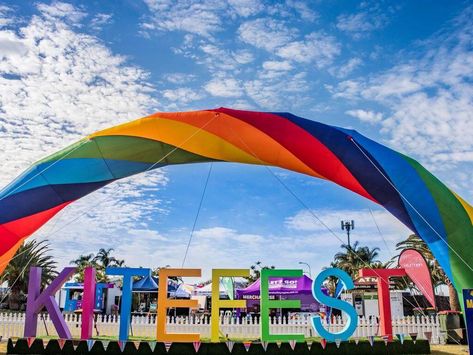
[89,114,264,165]
[153,110,326,180]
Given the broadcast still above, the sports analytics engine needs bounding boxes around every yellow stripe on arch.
[452,191,473,225]
[89,114,263,165]
[153,110,326,180]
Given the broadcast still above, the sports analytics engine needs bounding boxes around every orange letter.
[157,268,201,342]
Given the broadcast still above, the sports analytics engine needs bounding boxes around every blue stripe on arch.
[346,130,452,280]
[0,159,159,198]
[0,181,111,225]
[274,112,417,233]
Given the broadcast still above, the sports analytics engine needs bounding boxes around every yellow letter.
[157,268,201,342]
[211,269,249,342]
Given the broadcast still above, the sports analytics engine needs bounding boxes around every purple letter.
[24,267,76,339]
[81,267,96,340]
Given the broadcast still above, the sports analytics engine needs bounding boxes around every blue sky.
[0,0,472,281]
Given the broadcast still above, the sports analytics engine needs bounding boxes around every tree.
[70,253,97,282]
[0,240,58,310]
[392,234,460,311]
[244,261,275,284]
[331,241,381,279]
[71,248,125,282]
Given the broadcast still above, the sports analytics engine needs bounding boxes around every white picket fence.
[0,312,446,344]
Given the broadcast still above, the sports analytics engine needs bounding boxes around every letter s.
[311,268,358,342]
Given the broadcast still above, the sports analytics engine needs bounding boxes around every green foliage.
[7,339,15,354]
[70,248,125,282]
[105,341,121,355]
[122,342,137,355]
[6,339,432,355]
[44,339,60,355]
[167,343,193,355]
[75,341,89,355]
[90,341,106,355]
[152,342,167,355]
[11,339,29,355]
[0,240,58,310]
[136,343,153,355]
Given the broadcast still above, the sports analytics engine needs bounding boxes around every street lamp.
[341,220,355,247]
[298,262,312,278]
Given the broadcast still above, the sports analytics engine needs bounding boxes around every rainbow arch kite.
[1,108,472,294]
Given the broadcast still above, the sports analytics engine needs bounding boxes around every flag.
[58,339,66,350]
[149,341,157,352]
[243,341,251,352]
[221,277,234,300]
[424,331,432,343]
[409,332,418,344]
[261,341,268,351]
[118,340,125,352]
[164,342,172,352]
[335,339,341,348]
[193,341,201,353]
[396,333,405,344]
[86,339,95,351]
[102,341,110,350]
[27,337,34,348]
[368,336,375,346]
[320,339,327,349]
[226,341,234,352]
[289,340,297,350]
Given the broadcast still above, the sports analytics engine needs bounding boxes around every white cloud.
[227,0,264,17]
[336,12,387,39]
[90,13,113,31]
[142,0,225,37]
[331,7,473,199]
[330,57,362,78]
[285,208,411,254]
[163,72,197,84]
[262,60,292,71]
[238,18,296,52]
[162,87,204,104]
[0,5,13,28]
[0,3,171,263]
[36,2,87,24]
[204,76,243,97]
[276,32,341,67]
[346,109,383,124]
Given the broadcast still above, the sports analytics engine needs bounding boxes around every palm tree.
[0,240,58,310]
[94,248,119,268]
[70,253,97,282]
[392,234,460,311]
[331,241,381,279]
[244,261,275,284]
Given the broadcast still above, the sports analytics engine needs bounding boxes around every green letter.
[260,269,305,342]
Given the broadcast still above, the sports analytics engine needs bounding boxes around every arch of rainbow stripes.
[1,108,472,293]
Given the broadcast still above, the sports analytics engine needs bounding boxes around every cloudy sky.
[1,0,472,280]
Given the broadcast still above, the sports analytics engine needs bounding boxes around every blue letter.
[311,268,358,342]
[106,267,150,341]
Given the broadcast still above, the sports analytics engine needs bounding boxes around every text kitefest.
[24,266,403,343]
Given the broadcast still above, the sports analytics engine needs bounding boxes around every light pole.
[298,262,312,278]
[341,220,355,247]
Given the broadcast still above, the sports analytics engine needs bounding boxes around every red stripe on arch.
[214,108,377,203]
[0,201,72,256]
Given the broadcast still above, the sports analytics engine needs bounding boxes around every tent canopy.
[236,275,314,297]
[132,276,179,293]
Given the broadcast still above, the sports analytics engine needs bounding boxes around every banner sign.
[399,249,436,308]
[463,289,473,355]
